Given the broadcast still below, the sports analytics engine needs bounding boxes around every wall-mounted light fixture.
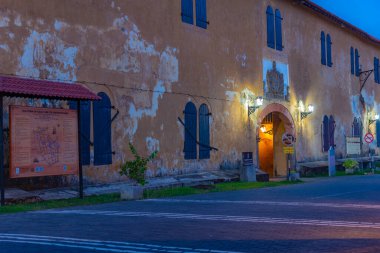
[300,104,314,120]
[369,114,379,125]
[260,125,273,135]
[248,96,263,117]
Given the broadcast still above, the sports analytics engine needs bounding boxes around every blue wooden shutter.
[196,0,207,29]
[184,102,197,159]
[266,6,275,49]
[352,117,360,137]
[377,120,380,147]
[320,32,326,65]
[352,118,357,137]
[69,101,91,165]
[329,115,335,148]
[374,57,379,84]
[327,34,332,67]
[275,9,283,51]
[93,92,112,165]
[323,115,329,152]
[377,57,380,83]
[355,49,360,77]
[350,47,354,75]
[199,104,210,159]
[181,0,193,24]
[378,57,380,83]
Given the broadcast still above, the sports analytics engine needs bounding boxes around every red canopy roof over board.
[0,75,100,100]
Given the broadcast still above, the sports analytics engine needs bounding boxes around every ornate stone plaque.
[263,60,290,101]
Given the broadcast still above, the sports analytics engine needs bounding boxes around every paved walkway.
[4,170,240,203]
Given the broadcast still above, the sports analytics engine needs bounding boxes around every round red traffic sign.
[282,133,295,146]
[364,133,374,144]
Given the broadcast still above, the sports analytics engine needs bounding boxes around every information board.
[10,106,79,178]
[346,137,361,155]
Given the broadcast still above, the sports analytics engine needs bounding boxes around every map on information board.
[34,126,60,165]
[10,106,79,178]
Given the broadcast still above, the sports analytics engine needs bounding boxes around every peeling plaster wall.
[0,0,379,186]
[263,0,380,161]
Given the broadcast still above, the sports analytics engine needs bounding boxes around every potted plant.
[342,159,358,174]
[119,142,157,200]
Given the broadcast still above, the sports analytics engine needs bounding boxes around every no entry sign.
[282,133,296,146]
[364,133,374,144]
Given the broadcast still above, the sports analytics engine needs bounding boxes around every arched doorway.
[257,103,295,177]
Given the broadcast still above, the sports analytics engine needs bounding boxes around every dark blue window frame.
[350,47,355,75]
[93,92,112,166]
[266,6,275,49]
[322,115,335,152]
[352,117,362,138]
[329,115,335,148]
[374,57,379,84]
[321,32,326,65]
[377,120,380,147]
[326,34,332,67]
[355,48,360,77]
[322,115,329,152]
[199,104,210,159]
[181,0,193,25]
[275,9,283,51]
[196,0,207,29]
[69,101,91,165]
[184,102,197,159]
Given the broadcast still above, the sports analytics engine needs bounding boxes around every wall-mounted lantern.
[248,96,263,117]
[369,114,379,126]
[260,125,273,135]
[300,104,314,120]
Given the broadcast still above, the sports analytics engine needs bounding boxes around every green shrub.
[342,159,359,170]
[119,142,157,186]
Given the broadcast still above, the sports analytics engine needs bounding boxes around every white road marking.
[311,190,371,199]
[143,198,380,210]
[37,210,380,229]
[0,233,242,253]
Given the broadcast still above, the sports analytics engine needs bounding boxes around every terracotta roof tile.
[0,76,100,100]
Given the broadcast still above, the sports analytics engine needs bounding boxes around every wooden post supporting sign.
[77,100,84,199]
[0,96,4,206]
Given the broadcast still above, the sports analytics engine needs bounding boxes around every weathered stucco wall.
[0,0,379,185]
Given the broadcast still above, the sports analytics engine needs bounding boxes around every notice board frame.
[0,75,100,206]
[0,99,84,206]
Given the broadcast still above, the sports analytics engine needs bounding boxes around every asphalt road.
[1,175,380,253]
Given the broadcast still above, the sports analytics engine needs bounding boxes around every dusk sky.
[311,0,380,39]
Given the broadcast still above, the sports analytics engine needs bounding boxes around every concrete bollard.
[240,152,256,182]
[328,146,336,177]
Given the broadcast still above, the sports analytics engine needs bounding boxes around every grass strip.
[0,180,302,214]
[303,169,377,178]
[336,170,366,176]
[144,180,302,199]
[0,193,120,214]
